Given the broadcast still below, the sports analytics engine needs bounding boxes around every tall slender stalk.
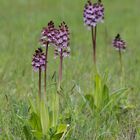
[58,49,63,90]
[91,26,97,66]
[39,68,42,100]
[44,42,49,98]
[119,49,122,73]
[119,49,123,87]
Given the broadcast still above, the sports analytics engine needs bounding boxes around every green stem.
[91,26,97,70]
[119,49,123,87]
[39,68,42,100]
[58,49,63,90]
[44,42,49,98]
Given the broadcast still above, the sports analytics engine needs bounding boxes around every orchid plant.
[112,34,126,86]
[83,0,104,66]
[18,21,71,140]
[17,0,132,139]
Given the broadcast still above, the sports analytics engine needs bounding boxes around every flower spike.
[83,0,104,27]
[54,22,70,58]
[112,34,126,51]
[32,48,46,72]
[40,21,58,47]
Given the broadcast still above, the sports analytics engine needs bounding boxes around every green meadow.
[0,0,140,139]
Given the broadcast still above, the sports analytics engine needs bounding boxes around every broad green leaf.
[52,133,63,140]
[51,124,68,140]
[23,125,32,140]
[29,112,42,131]
[29,99,37,114]
[40,101,50,134]
[32,130,44,139]
[93,73,110,111]
[102,84,109,105]
[85,94,95,110]
[56,124,67,134]
[94,74,101,108]
[51,92,59,127]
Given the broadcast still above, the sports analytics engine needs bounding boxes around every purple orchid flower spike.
[112,34,126,86]
[83,0,104,66]
[83,0,104,28]
[112,34,126,51]
[40,21,70,91]
[40,21,58,96]
[54,22,70,58]
[54,22,70,89]
[32,48,46,72]
[40,21,58,47]
[32,48,46,99]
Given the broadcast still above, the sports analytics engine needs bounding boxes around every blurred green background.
[0,0,140,138]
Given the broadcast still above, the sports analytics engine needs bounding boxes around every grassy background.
[0,0,140,139]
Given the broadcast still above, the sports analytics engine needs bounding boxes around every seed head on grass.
[32,48,46,72]
[112,34,126,51]
[83,0,104,27]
